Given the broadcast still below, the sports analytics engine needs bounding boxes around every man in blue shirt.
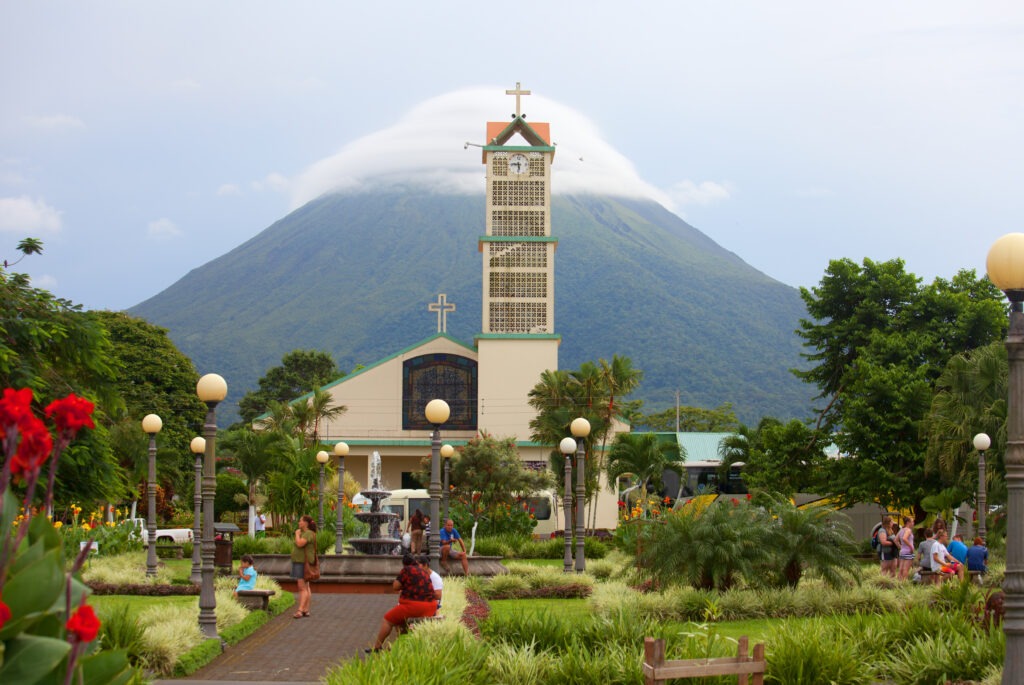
[439,519,469,575]
[948,534,968,565]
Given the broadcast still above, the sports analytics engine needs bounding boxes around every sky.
[2,2,1023,312]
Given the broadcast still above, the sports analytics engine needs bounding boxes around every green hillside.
[129,191,813,425]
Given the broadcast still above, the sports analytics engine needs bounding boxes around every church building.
[287,84,619,531]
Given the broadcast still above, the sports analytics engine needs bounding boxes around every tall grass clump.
[96,604,150,669]
[136,604,205,675]
[765,619,872,685]
[82,551,174,585]
[324,622,486,685]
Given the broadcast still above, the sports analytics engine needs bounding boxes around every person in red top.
[407,508,425,554]
[365,554,437,652]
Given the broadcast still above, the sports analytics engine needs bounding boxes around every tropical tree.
[606,432,683,507]
[924,341,1007,505]
[756,494,859,588]
[636,498,768,591]
[221,427,288,535]
[238,349,342,423]
[292,386,347,446]
[795,260,1005,513]
[528,356,642,528]
[719,418,828,497]
[442,434,552,536]
[263,437,321,523]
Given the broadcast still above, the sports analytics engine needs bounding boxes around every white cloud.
[217,183,242,196]
[251,173,290,193]
[147,218,182,239]
[290,88,672,209]
[0,196,62,233]
[23,114,85,131]
[667,180,732,207]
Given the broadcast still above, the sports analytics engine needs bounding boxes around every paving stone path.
[155,592,395,685]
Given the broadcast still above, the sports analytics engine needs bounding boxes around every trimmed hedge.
[87,582,199,596]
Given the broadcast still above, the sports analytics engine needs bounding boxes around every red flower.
[9,414,53,477]
[45,394,95,435]
[66,603,100,643]
[730,498,739,506]
[746,493,752,501]
[0,387,34,429]
[0,593,11,630]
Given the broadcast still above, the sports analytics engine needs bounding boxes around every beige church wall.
[477,337,558,439]
[314,336,478,443]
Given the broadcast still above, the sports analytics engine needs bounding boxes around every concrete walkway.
[154,592,396,684]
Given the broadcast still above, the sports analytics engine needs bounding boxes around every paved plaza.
[154,592,395,684]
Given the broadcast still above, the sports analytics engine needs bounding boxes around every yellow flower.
[106,521,115,527]
[53,521,63,529]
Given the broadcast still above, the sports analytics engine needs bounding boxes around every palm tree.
[258,400,297,435]
[221,427,287,535]
[924,341,1006,502]
[606,432,682,510]
[759,495,859,588]
[305,386,347,446]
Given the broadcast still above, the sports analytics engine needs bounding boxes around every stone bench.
[918,569,983,584]
[236,589,276,611]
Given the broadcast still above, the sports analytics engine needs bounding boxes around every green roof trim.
[254,332,477,420]
[489,115,553,148]
[483,145,555,152]
[474,333,561,341]
[478,236,557,243]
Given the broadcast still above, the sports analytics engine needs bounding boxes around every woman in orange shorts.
[366,553,437,652]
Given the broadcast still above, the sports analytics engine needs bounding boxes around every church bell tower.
[475,82,560,438]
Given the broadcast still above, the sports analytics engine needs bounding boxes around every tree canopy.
[795,259,1006,512]
[238,349,343,423]
[637,402,739,432]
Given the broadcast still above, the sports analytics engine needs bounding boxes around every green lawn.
[90,594,198,615]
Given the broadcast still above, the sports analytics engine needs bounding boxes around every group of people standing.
[876,514,989,583]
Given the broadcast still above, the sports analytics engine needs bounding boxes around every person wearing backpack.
[877,515,898,577]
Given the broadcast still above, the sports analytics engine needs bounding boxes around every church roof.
[482,116,554,161]
[258,332,476,418]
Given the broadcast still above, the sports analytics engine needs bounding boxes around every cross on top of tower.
[506,81,531,118]
[428,293,456,333]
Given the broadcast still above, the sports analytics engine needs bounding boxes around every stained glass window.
[402,354,478,431]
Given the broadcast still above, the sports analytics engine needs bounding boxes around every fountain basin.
[251,553,508,587]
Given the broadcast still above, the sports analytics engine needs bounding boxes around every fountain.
[347,451,403,555]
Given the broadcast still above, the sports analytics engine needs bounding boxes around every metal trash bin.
[213,522,240,574]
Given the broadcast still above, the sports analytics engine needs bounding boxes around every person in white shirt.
[930,530,965,581]
[418,555,443,609]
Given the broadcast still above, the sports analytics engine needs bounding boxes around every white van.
[382,489,558,539]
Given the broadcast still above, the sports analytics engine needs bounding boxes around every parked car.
[129,518,193,545]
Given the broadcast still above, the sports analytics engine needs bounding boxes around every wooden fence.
[642,636,765,685]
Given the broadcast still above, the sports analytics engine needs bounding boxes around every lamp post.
[571,417,591,573]
[196,373,227,638]
[973,432,991,540]
[425,399,450,573]
[334,441,348,554]
[441,443,454,521]
[316,450,329,531]
[189,437,205,585]
[142,414,162,578]
[559,436,577,573]
[986,232,1024,684]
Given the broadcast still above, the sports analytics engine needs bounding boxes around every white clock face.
[508,153,529,174]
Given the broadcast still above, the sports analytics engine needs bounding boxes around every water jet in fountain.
[348,451,403,555]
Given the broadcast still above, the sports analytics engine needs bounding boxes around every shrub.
[137,604,205,675]
[765,619,873,685]
[96,604,149,669]
[81,551,174,585]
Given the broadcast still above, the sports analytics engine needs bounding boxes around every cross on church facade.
[506,81,531,117]
[428,293,456,333]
